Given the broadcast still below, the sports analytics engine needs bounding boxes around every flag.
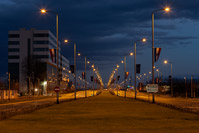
[136,64,141,74]
[49,49,56,63]
[125,72,129,79]
[117,76,120,81]
[82,72,85,79]
[91,76,93,82]
[155,48,162,62]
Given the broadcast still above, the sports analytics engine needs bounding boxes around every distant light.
[43,81,47,86]
[87,61,90,64]
[164,60,168,64]
[156,69,159,72]
[121,61,124,64]
[77,53,81,56]
[130,52,134,56]
[69,70,71,73]
[64,40,68,43]
[142,38,147,42]
[149,72,152,74]
[144,73,146,76]
[63,67,66,70]
[117,64,119,68]
[35,88,38,92]
[92,65,94,68]
[41,9,47,14]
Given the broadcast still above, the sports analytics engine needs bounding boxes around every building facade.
[8,28,69,95]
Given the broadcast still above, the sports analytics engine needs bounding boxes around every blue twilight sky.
[0,0,199,84]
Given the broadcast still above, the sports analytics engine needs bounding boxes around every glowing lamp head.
[87,61,90,64]
[64,40,68,43]
[93,68,96,71]
[41,9,47,14]
[164,7,170,12]
[77,53,81,56]
[164,60,168,64]
[130,52,134,56]
[142,38,147,42]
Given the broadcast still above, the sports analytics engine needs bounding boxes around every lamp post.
[64,40,77,100]
[93,68,96,96]
[124,56,126,98]
[116,64,119,96]
[164,60,173,96]
[6,72,11,100]
[40,9,59,97]
[134,38,146,99]
[156,69,159,84]
[152,7,170,103]
[184,77,187,98]
[85,57,87,98]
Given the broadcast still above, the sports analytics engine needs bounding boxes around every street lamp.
[134,38,147,100]
[116,64,119,96]
[152,7,171,103]
[93,68,96,96]
[124,56,127,98]
[64,40,77,100]
[40,8,59,96]
[164,60,173,96]
[6,72,11,100]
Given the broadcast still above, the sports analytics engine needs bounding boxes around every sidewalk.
[114,90,199,114]
[0,90,100,120]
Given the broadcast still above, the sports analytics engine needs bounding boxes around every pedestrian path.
[116,90,199,113]
[0,90,199,132]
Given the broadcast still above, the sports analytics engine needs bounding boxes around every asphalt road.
[0,90,96,111]
[0,90,199,133]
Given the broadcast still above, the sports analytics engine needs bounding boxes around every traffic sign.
[54,86,60,92]
[146,84,158,93]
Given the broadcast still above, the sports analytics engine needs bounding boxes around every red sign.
[54,86,60,92]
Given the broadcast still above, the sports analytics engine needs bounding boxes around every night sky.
[0,0,199,84]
